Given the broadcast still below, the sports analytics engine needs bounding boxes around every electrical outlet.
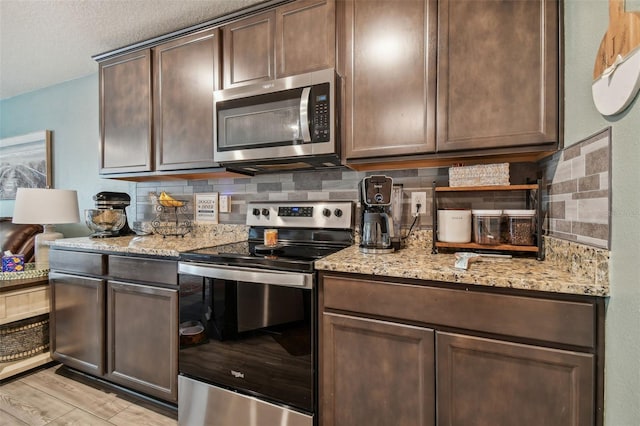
[410,192,427,216]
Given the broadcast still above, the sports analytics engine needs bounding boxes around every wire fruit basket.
[151,200,192,238]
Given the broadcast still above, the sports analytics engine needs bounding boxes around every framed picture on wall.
[0,130,52,200]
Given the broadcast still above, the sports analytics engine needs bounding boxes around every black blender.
[359,175,394,253]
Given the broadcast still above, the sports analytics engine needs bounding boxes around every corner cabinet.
[436,0,559,152]
[99,28,221,176]
[319,273,603,426]
[339,0,437,159]
[222,0,335,88]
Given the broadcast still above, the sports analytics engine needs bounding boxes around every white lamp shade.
[12,188,80,225]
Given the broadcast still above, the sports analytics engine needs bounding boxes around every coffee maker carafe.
[359,175,394,253]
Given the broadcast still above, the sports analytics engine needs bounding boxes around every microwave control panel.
[311,83,330,142]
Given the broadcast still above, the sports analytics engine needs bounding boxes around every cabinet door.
[436,0,558,152]
[437,332,594,426]
[340,0,437,160]
[106,281,178,402]
[153,28,220,171]
[223,11,276,88]
[99,49,153,173]
[276,0,335,77]
[321,312,435,426]
[49,272,105,376]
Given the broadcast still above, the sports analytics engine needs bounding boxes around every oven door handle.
[178,262,313,289]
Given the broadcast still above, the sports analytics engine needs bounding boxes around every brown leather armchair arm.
[0,218,43,264]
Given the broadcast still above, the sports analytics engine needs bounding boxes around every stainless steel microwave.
[213,68,339,173]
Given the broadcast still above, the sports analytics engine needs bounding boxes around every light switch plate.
[219,195,230,213]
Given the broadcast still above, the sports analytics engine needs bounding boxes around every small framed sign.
[194,192,219,223]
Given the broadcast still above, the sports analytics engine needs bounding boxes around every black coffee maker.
[359,175,394,253]
[93,192,135,236]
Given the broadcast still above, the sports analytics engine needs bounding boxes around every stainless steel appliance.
[91,191,135,237]
[359,175,394,253]
[177,201,353,426]
[213,68,339,173]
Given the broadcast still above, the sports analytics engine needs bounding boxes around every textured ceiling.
[0,0,264,100]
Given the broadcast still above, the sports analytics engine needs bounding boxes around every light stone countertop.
[52,235,215,257]
[52,224,249,257]
[315,245,609,297]
[52,231,609,297]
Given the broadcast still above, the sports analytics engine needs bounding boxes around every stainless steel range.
[177,201,353,426]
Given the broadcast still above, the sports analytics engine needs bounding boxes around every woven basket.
[0,314,49,362]
[449,163,510,187]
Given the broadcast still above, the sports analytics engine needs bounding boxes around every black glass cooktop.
[180,240,346,273]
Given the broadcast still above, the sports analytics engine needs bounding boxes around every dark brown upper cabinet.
[222,0,335,89]
[100,50,153,174]
[276,0,336,77]
[99,28,220,175]
[339,0,438,160]
[436,0,559,153]
[341,0,559,166]
[153,29,220,171]
[223,11,276,88]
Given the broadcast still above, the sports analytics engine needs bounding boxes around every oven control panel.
[247,201,353,229]
[278,206,314,217]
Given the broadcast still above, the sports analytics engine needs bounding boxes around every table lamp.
[12,188,80,269]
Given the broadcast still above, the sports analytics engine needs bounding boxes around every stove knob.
[252,208,260,216]
[334,208,343,217]
[322,208,331,217]
[262,208,270,217]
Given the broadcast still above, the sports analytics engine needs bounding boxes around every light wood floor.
[0,363,177,425]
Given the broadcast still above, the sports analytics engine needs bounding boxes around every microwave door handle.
[300,87,312,142]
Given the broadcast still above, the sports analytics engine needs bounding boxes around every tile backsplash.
[132,129,611,249]
[539,127,611,249]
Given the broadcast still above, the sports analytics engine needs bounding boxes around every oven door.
[178,262,316,419]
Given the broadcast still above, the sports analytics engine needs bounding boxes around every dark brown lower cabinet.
[436,332,594,426]
[49,272,105,377]
[319,272,603,426]
[107,281,178,402]
[322,313,435,426]
[49,249,178,404]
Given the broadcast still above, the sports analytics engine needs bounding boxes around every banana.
[158,191,184,207]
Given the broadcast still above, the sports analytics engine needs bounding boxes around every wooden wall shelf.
[432,180,544,260]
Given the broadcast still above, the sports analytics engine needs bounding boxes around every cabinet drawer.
[109,255,177,286]
[49,250,106,276]
[322,275,596,348]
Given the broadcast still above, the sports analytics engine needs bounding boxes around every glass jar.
[472,210,503,245]
[504,210,536,246]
